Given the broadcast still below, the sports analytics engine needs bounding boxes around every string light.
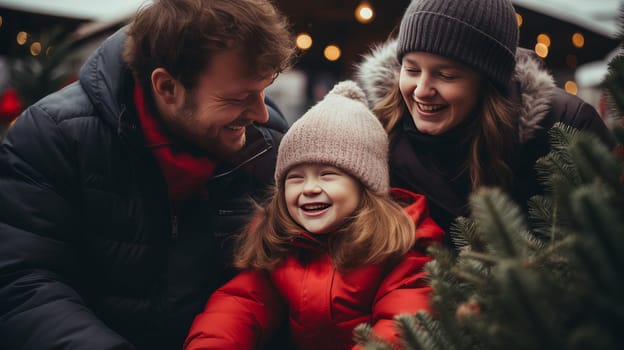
[296,33,313,50]
[30,42,42,56]
[355,1,375,24]
[16,31,28,45]
[324,44,341,62]
[572,33,585,48]
[564,81,578,95]
[537,34,551,47]
[534,43,549,58]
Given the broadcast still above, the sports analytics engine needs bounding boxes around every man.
[0,0,296,349]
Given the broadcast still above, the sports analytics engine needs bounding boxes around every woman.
[355,0,613,244]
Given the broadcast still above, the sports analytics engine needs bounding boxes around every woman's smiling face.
[399,51,483,135]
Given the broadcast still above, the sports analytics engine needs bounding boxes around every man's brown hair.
[123,0,295,90]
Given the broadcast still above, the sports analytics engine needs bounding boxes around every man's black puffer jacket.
[0,29,287,350]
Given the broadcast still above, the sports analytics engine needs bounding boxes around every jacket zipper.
[210,146,271,180]
[171,214,179,239]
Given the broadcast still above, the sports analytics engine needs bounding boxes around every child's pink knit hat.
[275,80,389,194]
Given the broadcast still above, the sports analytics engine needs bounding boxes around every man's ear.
[151,67,184,107]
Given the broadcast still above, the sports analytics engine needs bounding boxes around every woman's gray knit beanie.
[397,0,519,91]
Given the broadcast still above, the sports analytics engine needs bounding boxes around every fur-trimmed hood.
[353,39,557,143]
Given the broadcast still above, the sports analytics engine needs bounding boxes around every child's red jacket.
[184,188,444,350]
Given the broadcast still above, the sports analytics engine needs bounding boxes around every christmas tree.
[354,121,623,350]
[354,12,624,350]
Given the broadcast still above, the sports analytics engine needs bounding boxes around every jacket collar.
[390,188,445,246]
[354,39,557,143]
[78,27,131,132]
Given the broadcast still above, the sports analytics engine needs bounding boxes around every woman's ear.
[151,67,184,106]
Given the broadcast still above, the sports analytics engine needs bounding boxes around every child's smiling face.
[284,163,361,234]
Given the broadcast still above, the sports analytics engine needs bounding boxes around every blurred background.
[0,0,621,126]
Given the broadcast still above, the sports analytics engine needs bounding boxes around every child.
[184,81,444,350]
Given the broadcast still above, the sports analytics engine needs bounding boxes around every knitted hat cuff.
[276,151,388,194]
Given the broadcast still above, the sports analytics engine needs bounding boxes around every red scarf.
[134,84,217,204]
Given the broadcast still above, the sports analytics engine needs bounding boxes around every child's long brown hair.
[233,185,416,271]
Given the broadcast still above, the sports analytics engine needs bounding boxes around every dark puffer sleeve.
[0,106,132,349]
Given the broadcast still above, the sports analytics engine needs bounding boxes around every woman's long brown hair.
[372,80,516,189]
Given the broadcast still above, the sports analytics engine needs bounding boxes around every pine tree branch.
[570,185,624,279]
[524,235,575,268]
[469,187,529,259]
[569,134,623,196]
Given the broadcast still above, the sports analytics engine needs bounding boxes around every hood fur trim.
[513,48,556,142]
[354,40,401,110]
[353,39,557,143]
